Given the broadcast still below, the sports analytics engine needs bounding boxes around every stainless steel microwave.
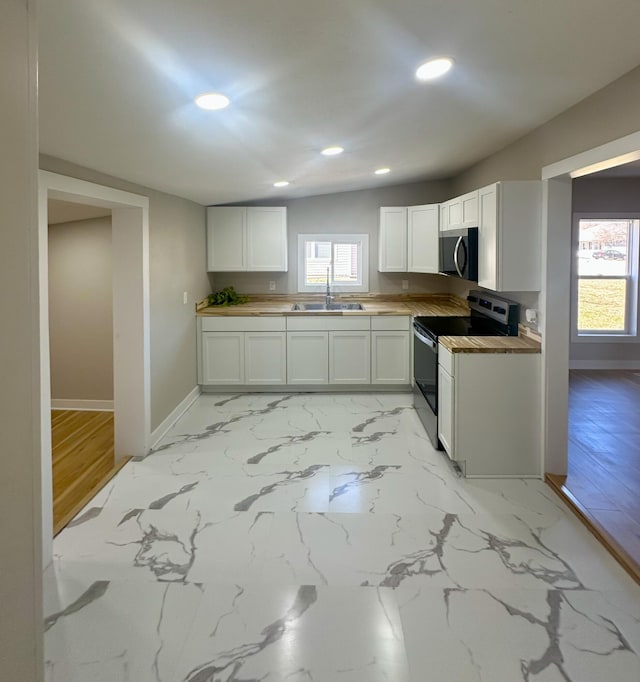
[439,227,478,281]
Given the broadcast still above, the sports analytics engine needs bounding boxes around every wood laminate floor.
[52,409,127,534]
[566,370,640,571]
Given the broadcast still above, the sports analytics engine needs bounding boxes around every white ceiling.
[39,0,640,206]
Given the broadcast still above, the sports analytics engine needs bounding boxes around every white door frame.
[38,170,151,565]
[540,130,640,475]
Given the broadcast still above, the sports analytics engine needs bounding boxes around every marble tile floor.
[45,392,640,681]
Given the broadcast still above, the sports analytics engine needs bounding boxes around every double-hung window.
[298,234,369,292]
[573,215,639,338]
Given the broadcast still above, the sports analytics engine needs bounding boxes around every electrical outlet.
[401,279,409,290]
[269,281,276,291]
[183,291,188,305]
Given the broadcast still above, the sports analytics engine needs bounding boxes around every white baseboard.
[51,399,114,411]
[569,360,640,370]
[149,385,201,449]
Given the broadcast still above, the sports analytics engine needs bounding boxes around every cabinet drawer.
[286,316,370,332]
[371,316,411,331]
[439,344,454,376]
[201,316,285,332]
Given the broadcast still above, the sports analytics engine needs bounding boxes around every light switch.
[183,291,188,305]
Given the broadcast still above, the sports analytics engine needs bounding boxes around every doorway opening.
[47,200,130,532]
[38,171,151,563]
[542,140,640,580]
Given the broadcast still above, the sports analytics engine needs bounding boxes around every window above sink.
[297,234,369,293]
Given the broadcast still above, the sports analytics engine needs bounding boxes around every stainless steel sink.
[291,302,364,311]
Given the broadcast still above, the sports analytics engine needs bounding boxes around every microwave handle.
[453,236,463,277]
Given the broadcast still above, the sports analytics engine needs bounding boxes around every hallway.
[45,393,640,681]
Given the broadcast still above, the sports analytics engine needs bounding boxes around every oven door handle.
[413,326,437,349]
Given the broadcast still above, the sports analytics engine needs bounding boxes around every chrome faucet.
[325,267,333,306]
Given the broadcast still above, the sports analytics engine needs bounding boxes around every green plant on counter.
[207,286,249,306]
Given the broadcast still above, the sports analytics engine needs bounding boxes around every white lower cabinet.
[371,332,411,384]
[198,316,286,386]
[329,331,371,384]
[371,316,411,385]
[244,332,286,385]
[438,345,540,477]
[201,332,245,385]
[199,315,412,389]
[287,332,329,384]
[437,363,454,454]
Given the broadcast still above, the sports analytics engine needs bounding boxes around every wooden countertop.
[196,294,470,317]
[439,332,541,354]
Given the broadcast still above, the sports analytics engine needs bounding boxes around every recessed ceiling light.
[415,57,454,81]
[195,92,230,110]
[321,146,344,156]
[374,167,391,175]
[273,180,290,188]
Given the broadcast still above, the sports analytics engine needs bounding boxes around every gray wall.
[210,180,453,295]
[448,64,640,326]
[452,65,640,193]
[48,215,114,401]
[570,176,640,367]
[0,0,43,678]
[40,155,210,431]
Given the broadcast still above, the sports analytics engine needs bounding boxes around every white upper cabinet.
[439,203,448,232]
[442,190,478,231]
[407,204,439,273]
[379,204,439,273]
[246,207,288,271]
[477,181,541,292]
[206,206,245,271]
[378,207,407,272]
[207,206,287,272]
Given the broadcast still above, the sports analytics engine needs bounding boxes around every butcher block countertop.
[196,294,541,354]
[440,325,541,354]
[196,294,470,317]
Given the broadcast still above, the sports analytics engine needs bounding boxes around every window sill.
[573,333,639,344]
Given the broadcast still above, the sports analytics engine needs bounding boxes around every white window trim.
[297,233,369,293]
[571,212,639,343]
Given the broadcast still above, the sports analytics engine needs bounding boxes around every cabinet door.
[201,332,244,384]
[246,207,288,271]
[206,207,246,271]
[408,204,439,273]
[460,190,479,227]
[447,197,462,230]
[439,203,448,232]
[244,332,287,385]
[329,331,371,384]
[437,365,454,456]
[477,184,498,290]
[371,331,410,384]
[378,207,407,272]
[286,332,329,384]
